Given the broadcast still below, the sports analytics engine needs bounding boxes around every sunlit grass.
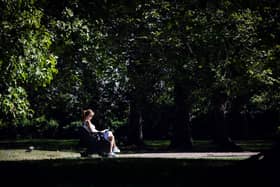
[0,149,81,161]
[0,139,79,151]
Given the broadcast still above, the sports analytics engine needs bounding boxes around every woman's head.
[82,109,94,121]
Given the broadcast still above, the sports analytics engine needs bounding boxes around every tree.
[0,0,57,126]
[190,1,280,145]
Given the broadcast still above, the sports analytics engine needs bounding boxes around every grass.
[0,138,274,152]
[0,149,81,160]
[143,139,274,152]
[0,138,274,161]
[0,139,79,151]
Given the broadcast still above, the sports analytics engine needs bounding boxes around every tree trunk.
[170,83,193,150]
[211,104,230,143]
[127,101,144,146]
[210,92,242,151]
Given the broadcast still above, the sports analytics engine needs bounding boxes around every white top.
[82,121,111,141]
[82,121,97,133]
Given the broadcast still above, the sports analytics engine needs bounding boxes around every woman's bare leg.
[108,136,114,153]
[108,131,117,148]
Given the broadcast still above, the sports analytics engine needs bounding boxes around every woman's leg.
[107,131,117,148]
[107,135,114,153]
[105,131,119,153]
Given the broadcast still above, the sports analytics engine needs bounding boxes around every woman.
[82,109,120,157]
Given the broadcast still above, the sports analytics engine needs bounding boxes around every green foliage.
[0,0,279,139]
[8,115,60,138]
[110,118,127,131]
[0,0,57,122]
[61,121,82,138]
[0,87,32,119]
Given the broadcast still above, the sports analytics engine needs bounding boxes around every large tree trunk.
[210,92,242,151]
[170,83,193,150]
[211,103,230,143]
[127,101,144,146]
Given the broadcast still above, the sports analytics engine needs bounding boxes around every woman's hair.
[82,109,94,121]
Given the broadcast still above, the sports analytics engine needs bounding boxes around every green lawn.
[144,139,274,152]
[0,138,274,152]
[0,138,274,161]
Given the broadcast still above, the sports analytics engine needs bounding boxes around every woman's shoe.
[80,151,88,157]
[107,152,117,157]
[113,147,121,153]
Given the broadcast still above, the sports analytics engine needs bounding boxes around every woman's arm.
[86,121,99,133]
[100,129,109,133]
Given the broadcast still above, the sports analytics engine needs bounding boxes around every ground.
[0,139,277,187]
[0,139,272,160]
[0,149,258,160]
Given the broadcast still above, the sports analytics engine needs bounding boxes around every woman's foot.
[113,146,121,153]
[107,152,117,157]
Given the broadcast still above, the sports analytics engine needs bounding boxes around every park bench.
[78,126,110,157]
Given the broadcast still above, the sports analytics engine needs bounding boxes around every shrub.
[60,121,82,138]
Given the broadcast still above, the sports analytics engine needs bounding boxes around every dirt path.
[0,149,259,160]
[117,152,258,159]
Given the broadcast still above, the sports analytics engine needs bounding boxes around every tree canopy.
[0,0,279,143]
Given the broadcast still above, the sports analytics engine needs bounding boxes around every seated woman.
[82,108,120,157]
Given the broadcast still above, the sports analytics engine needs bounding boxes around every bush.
[110,118,127,132]
[59,121,82,138]
[17,116,59,138]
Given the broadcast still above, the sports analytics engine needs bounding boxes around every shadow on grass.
[0,139,79,151]
[0,157,279,187]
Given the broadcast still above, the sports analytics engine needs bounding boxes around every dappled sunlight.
[0,149,81,161]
